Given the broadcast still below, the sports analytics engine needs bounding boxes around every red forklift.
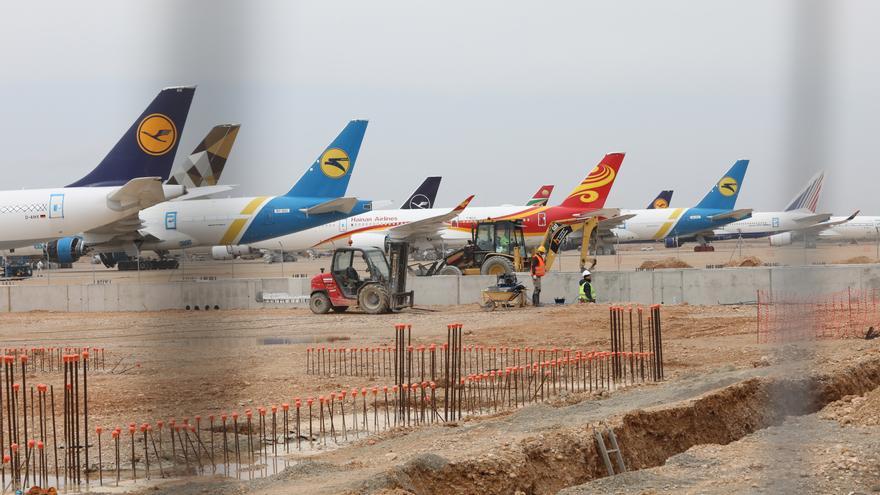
[309,241,414,314]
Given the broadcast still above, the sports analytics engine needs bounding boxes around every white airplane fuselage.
[0,187,179,250]
[817,216,880,242]
[137,195,372,252]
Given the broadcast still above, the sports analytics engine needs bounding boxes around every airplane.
[0,86,197,253]
[244,152,624,255]
[246,177,461,257]
[526,185,555,206]
[45,120,374,264]
[601,159,752,252]
[402,177,441,210]
[4,122,242,260]
[700,171,848,244]
[166,124,240,188]
[647,190,674,209]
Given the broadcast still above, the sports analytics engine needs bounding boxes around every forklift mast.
[387,240,415,309]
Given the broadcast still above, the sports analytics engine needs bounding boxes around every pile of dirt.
[819,387,880,426]
[834,256,879,265]
[724,256,763,267]
[639,258,692,270]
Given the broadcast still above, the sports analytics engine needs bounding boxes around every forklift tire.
[358,284,390,314]
[480,256,514,276]
[436,265,463,276]
[330,305,349,313]
[309,292,332,314]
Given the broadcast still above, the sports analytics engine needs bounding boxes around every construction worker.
[579,269,596,303]
[531,245,546,306]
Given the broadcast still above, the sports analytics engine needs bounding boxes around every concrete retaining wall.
[0,264,874,312]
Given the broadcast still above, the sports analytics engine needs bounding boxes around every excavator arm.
[533,217,599,272]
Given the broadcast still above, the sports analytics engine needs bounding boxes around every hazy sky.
[1,1,877,214]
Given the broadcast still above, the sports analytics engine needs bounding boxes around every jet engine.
[45,237,85,263]
[211,245,258,260]
[769,232,793,247]
[348,233,388,249]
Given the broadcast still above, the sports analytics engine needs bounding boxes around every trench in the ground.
[382,355,880,495]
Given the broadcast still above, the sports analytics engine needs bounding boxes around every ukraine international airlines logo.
[319,148,350,179]
[136,114,177,156]
[717,176,739,197]
[570,163,616,204]
[653,198,669,209]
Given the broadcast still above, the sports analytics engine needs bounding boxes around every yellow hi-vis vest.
[579,281,596,301]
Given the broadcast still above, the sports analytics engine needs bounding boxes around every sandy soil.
[2,302,879,494]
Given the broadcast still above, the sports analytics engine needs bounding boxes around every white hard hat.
[582,270,591,276]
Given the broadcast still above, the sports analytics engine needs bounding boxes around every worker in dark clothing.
[579,269,596,303]
[531,245,546,306]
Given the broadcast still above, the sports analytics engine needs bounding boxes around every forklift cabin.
[310,241,413,314]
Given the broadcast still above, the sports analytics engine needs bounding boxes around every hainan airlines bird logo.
[136,114,177,156]
[319,148,351,179]
[717,176,739,197]
[569,163,616,204]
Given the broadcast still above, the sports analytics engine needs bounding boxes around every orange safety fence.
[756,288,880,343]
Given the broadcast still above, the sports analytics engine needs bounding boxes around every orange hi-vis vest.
[532,254,546,277]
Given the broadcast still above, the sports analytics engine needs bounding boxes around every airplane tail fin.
[286,120,368,198]
[402,176,441,209]
[166,124,240,188]
[784,170,824,212]
[526,185,554,206]
[67,86,196,187]
[558,153,625,209]
[647,190,674,209]
[694,159,749,210]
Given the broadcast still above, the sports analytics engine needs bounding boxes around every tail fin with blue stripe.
[286,120,368,198]
[784,170,824,212]
[695,159,749,210]
[67,86,196,187]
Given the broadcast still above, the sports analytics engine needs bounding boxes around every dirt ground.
[1,302,879,494]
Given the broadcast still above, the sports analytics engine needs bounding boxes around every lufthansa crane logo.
[653,198,669,209]
[717,176,739,197]
[319,148,350,179]
[136,114,177,156]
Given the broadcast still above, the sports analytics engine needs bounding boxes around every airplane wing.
[799,210,859,236]
[793,213,832,224]
[168,185,236,201]
[597,214,636,230]
[387,195,475,240]
[299,197,360,215]
[572,207,621,220]
[707,208,752,222]
[106,177,170,211]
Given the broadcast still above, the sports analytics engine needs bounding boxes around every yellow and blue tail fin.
[67,86,196,187]
[695,159,749,210]
[286,120,368,198]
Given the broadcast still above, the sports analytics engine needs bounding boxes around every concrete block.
[682,267,771,305]
[10,286,68,312]
[408,275,459,306]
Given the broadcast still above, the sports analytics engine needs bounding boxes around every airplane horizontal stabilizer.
[708,208,752,222]
[106,177,167,211]
[299,197,360,215]
[168,185,236,201]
